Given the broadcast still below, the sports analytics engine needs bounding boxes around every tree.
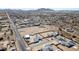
[0,24,2,31]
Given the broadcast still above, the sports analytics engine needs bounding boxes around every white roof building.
[24,34,30,39]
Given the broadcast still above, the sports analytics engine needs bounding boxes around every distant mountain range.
[32,8,54,12]
[0,8,54,13]
[0,8,79,14]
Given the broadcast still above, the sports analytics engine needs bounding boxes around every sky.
[0,0,79,10]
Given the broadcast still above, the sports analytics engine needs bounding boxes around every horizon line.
[0,8,79,10]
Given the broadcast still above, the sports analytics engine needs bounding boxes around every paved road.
[6,12,27,51]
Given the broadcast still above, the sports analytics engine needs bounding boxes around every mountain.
[36,8,54,12]
[27,8,54,12]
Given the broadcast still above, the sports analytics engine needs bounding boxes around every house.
[34,34,42,43]
[58,38,76,48]
[42,44,53,51]
[65,40,76,48]
[24,34,30,40]
[52,32,59,37]
[0,16,2,19]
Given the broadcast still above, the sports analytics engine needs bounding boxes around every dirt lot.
[18,25,58,36]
